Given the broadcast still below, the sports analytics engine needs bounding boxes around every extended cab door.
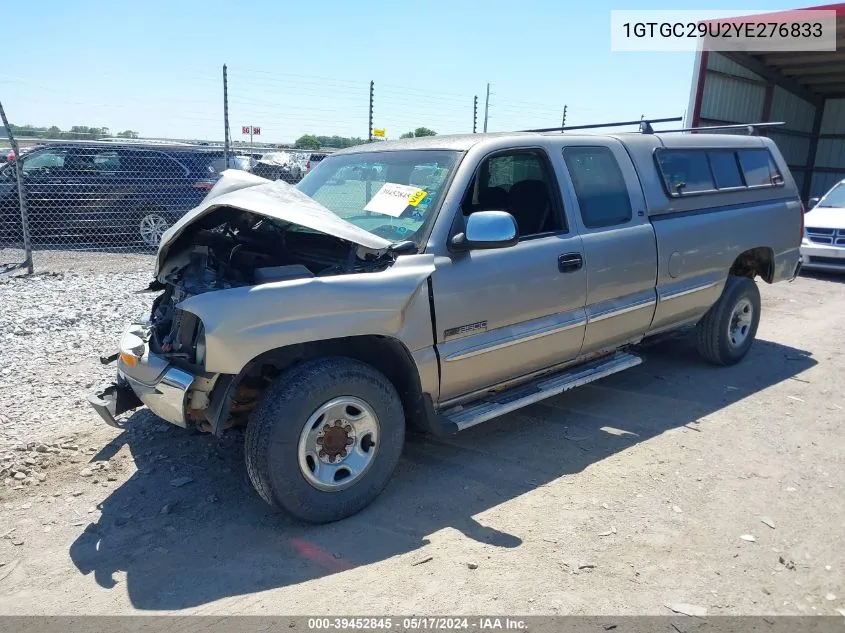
[430,147,588,403]
[558,140,658,355]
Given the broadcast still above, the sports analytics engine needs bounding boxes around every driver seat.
[507,179,551,236]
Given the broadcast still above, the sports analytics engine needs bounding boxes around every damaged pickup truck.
[89,128,803,523]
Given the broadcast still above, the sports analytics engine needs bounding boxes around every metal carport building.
[686,3,845,201]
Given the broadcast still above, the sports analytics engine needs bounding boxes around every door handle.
[558,252,583,273]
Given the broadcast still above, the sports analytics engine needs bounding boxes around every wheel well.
[207,335,428,435]
[730,247,774,283]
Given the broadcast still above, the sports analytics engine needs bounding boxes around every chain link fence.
[0,66,655,273]
[0,133,321,264]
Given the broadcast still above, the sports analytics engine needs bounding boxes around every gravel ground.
[0,261,843,617]
[0,267,152,448]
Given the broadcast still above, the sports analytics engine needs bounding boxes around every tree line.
[0,123,139,141]
[294,127,437,150]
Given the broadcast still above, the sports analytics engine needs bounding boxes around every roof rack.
[521,118,784,136]
[651,121,786,135]
[522,117,682,134]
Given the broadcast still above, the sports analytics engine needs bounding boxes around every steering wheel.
[370,224,414,241]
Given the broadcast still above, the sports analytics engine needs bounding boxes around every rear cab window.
[655,147,784,197]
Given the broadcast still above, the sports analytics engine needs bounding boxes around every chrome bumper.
[87,322,197,428]
[121,366,195,427]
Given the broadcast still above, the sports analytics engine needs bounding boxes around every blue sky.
[1,0,804,143]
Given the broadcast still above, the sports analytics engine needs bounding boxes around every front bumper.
[800,242,845,272]
[87,322,198,428]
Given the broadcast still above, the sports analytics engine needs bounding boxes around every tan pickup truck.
[90,125,803,523]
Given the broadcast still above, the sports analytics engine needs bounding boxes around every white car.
[801,180,845,273]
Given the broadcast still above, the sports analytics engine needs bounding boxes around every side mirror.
[451,210,518,251]
[807,197,819,210]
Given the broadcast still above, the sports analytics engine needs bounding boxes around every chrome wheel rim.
[728,297,754,348]
[297,396,380,492]
[139,213,169,247]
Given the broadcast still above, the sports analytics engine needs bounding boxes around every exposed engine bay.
[146,207,401,363]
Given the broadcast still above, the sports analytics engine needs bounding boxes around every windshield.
[295,149,460,244]
[818,182,845,208]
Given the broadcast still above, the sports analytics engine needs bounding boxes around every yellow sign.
[407,190,427,207]
[373,128,386,138]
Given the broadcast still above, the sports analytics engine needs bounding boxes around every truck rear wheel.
[244,357,405,523]
[695,276,761,366]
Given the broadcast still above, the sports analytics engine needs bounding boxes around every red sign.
[252,126,261,135]
[241,126,250,135]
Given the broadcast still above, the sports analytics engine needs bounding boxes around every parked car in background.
[251,151,302,183]
[304,152,327,175]
[208,153,257,174]
[0,143,221,249]
[801,180,845,273]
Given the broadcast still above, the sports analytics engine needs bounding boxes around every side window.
[21,149,67,172]
[708,151,743,189]
[738,149,781,187]
[655,150,715,195]
[563,146,633,229]
[125,151,186,177]
[93,151,120,172]
[463,150,565,237]
[656,148,784,196]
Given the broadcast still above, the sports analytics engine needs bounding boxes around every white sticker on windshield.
[364,183,426,217]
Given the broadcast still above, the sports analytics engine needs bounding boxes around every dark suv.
[0,143,222,249]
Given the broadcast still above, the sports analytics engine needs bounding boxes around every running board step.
[441,352,643,432]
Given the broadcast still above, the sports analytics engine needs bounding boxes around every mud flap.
[87,381,143,429]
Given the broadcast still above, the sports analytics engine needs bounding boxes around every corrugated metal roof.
[766,131,811,165]
[814,138,845,168]
[810,171,845,197]
[770,87,816,134]
[820,98,845,134]
[707,53,764,82]
[700,74,766,123]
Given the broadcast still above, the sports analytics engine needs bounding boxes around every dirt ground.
[0,262,843,616]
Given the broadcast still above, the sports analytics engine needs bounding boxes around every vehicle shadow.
[68,333,815,610]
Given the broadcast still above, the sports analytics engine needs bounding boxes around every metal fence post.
[223,64,230,167]
[0,100,34,274]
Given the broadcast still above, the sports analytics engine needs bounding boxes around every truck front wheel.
[695,276,761,366]
[244,357,405,523]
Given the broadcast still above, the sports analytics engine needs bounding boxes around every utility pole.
[368,80,374,142]
[366,80,375,203]
[561,105,567,128]
[223,64,230,166]
[473,95,478,133]
[483,83,490,133]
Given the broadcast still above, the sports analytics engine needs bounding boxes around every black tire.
[695,275,761,366]
[244,356,405,523]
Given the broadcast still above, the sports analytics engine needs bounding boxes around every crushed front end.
[87,172,397,432]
